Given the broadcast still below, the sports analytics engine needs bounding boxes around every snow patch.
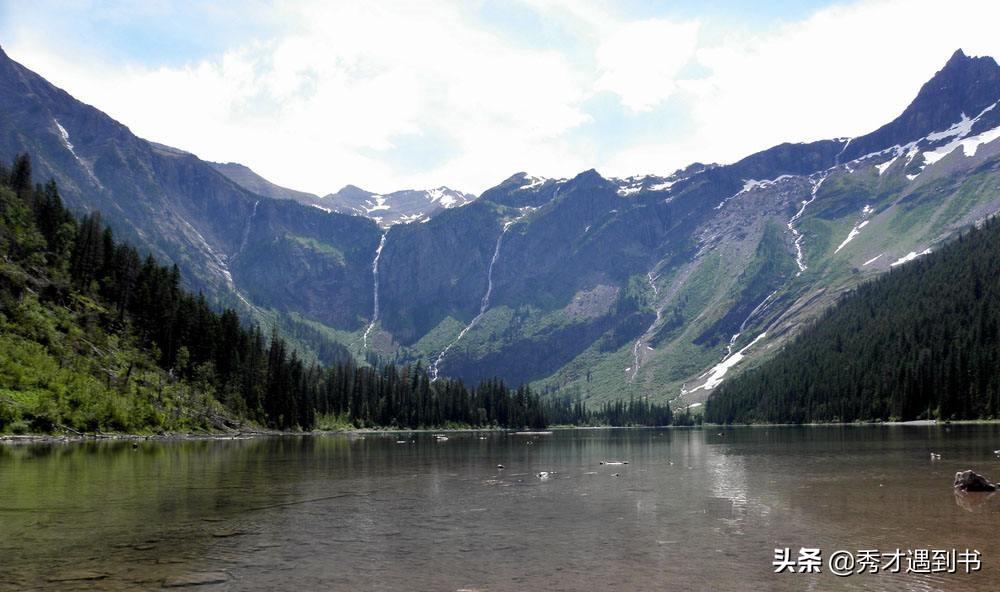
[716,175,792,210]
[427,187,460,208]
[926,111,973,142]
[617,184,642,197]
[685,333,767,393]
[863,254,883,266]
[875,155,898,175]
[834,220,869,254]
[890,249,931,267]
[517,175,546,191]
[366,195,390,212]
[397,213,428,224]
[923,124,1000,165]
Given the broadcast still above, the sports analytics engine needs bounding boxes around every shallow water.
[2,425,1000,591]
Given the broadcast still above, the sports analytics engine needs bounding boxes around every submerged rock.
[954,469,997,492]
[162,572,231,587]
[45,570,108,582]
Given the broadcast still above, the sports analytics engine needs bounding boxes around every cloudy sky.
[2,0,998,195]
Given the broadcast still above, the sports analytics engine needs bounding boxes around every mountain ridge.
[2,44,999,407]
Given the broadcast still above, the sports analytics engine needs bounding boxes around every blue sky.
[2,0,998,194]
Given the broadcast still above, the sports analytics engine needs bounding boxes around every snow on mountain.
[890,249,933,267]
[321,185,476,227]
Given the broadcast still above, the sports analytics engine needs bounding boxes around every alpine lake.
[3,424,1000,591]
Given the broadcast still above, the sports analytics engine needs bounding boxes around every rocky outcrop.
[954,469,997,492]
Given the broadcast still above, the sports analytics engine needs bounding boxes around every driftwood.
[55,423,83,436]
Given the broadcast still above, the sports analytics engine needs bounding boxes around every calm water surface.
[2,425,1000,591]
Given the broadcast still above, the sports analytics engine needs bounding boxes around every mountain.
[0,44,382,361]
[704,216,1000,423]
[320,184,477,227]
[0,167,563,434]
[368,48,1000,403]
[209,161,475,228]
[2,45,999,409]
[209,161,321,206]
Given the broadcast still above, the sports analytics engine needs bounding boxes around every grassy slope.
[0,186,238,435]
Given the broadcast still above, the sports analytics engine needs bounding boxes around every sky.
[1,0,999,195]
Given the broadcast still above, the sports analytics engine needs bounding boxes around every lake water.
[3,425,1000,591]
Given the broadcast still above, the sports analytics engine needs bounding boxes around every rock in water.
[162,572,231,587]
[953,469,997,492]
[45,571,107,582]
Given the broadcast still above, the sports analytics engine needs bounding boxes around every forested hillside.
[0,155,542,433]
[705,215,1000,423]
[0,156,673,434]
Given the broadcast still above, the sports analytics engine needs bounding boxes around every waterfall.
[628,270,663,382]
[234,200,260,260]
[787,174,827,275]
[362,231,388,350]
[430,217,520,381]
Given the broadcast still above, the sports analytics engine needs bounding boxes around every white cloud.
[5,1,592,194]
[595,18,700,111]
[604,0,1000,177]
[4,0,1000,194]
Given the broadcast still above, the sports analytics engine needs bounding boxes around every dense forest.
[0,154,673,434]
[705,215,1000,424]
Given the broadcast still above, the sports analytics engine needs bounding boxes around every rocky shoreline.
[0,428,282,445]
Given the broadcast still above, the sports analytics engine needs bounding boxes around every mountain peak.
[898,47,999,122]
[331,184,375,200]
[945,48,969,66]
[842,49,1000,161]
[572,168,606,184]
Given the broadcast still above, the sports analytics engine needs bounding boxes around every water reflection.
[2,426,1000,590]
[954,490,995,513]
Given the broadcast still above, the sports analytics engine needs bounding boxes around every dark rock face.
[844,49,1000,160]
[954,469,997,492]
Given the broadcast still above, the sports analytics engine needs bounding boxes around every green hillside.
[0,156,546,434]
[1,156,678,434]
[705,216,1000,423]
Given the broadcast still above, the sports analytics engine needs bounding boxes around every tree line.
[543,394,674,426]
[2,154,677,432]
[705,215,1000,424]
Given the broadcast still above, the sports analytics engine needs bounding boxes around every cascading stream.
[234,200,260,260]
[429,217,520,381]
[628,270,663,383]
[362,231,388,350]
[787,174,827,274]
